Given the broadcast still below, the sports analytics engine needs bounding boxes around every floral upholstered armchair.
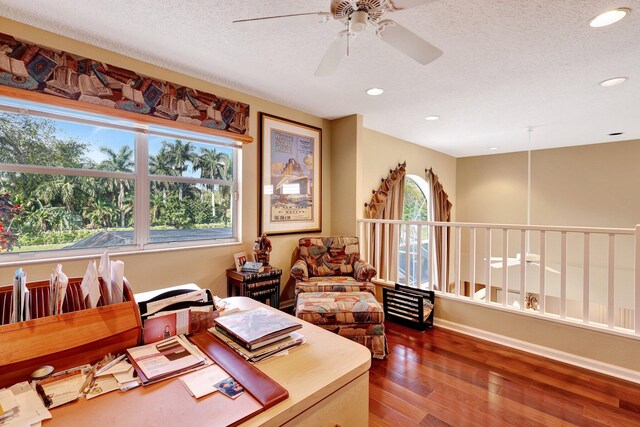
[291,237,377,298]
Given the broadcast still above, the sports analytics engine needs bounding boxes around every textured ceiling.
[0,0,639,157]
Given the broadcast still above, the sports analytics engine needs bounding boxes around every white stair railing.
[357,219,639,338]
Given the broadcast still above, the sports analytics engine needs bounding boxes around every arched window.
[398,175,430,287]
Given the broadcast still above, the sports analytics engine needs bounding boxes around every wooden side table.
[226,267,282,308]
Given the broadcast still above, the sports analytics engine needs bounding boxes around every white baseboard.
[434,318,640,385]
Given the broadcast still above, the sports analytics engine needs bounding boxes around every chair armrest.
[354,259,377,282]
[290,259,309,283]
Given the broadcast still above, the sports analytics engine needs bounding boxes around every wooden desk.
[46,297,371,426]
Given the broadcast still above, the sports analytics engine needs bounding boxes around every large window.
[398,175,430,286]
[0,97,240,259]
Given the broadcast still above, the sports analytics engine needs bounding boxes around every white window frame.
[0,97,243,263]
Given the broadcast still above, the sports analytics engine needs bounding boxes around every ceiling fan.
[232,0,443,76]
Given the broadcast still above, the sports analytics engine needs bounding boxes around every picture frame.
[259,112,322,235]
[233,252,248,272]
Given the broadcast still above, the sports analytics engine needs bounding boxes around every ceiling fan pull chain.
[346,19,351,56]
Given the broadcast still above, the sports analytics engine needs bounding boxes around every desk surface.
[46,297,371,427]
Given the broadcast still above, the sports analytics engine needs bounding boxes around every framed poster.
[259,113,322,235]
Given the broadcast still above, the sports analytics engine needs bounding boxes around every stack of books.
[241,261,265,273]
[211,308,304,362]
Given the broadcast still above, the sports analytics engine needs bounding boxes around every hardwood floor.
[369,321,640,426]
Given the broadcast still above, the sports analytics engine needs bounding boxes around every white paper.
[10,268,26,323]
[112,367,136,384]
[81,261,101,309]
[85,375,120,400]
[110,260,125,304]
[95,360,131,377]
[98,250,112,304]
[1,382,51,427]
[23,289,31,321]
[54,264,68,315]
[0,389,18,419]
[179,365,228,399]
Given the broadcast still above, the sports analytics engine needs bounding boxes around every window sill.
[0,239,243,268]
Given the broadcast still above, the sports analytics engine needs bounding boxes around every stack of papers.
[210,329,306,363]
[0,382,51,426]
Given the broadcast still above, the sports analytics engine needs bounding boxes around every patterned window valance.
[0,31,250,140]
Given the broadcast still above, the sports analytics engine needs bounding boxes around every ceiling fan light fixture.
[599,76,628,87]
[589,8,631,27]
[424,115,440,121]
[366,87,384,96]
[350,10,369,33]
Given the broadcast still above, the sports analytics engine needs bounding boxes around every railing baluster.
[416,224,422,288]
[441,225,448,293]
[485,228,491,303]
[405,224,410,287]
[583,233,590,324]
[502,229,508,306]
[560,231,567,319]
[375,222,382,278]
[470,227,476,300]
[455,226,461,296]
[430,224,436,290]
[384,222,390,282]
[539,231,546,314]
[520,229,526,310]
[607,233,615,329]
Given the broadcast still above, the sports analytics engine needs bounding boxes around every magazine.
[213,308,302,350]
[126,335,206,384]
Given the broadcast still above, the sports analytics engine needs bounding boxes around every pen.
[95,353,126,376]
[35,383,52,408]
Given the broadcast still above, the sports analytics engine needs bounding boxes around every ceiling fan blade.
[315,36,346,76]
[233,12,332,30]
[377,20,442,65]
[389,0,438,10]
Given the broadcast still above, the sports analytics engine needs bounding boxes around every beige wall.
[361,128,457,220]
[0,18,333,304]
[329,114,362,236]
[457,139,640,228]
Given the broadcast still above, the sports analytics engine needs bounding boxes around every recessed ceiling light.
[488,146,499,151]
[424,115,440,121]
[589,8,631,28]
[366,87,384,96]
[600,77,628,87]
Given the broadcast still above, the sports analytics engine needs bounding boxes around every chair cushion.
[298,237,360,277]
[296,292,384,325]
[295,279,376,297]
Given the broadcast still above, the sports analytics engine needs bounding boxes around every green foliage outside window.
[0,112,233,252]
